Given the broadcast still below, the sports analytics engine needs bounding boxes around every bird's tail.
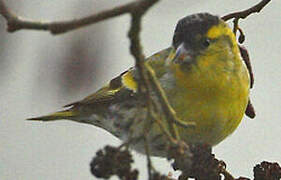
[27,110,77,121]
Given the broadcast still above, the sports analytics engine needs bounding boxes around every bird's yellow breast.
[169,49,250,145]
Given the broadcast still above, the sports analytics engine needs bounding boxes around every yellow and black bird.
[28,13,253,157]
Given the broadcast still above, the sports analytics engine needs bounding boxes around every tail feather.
[27,110,77,121]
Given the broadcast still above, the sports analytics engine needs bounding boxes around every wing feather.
[66,47,173,108]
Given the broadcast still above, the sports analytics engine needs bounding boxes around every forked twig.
[222,0,271,34]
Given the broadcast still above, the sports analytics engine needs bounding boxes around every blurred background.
[0,0,280,179]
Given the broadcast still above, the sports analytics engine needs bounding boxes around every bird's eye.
[202,38,210,47]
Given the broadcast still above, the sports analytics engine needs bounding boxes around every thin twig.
[0,0,157,34]
[221,0,271,21]
[149,109,175,143]
[144,135,153,180]
[232,18,239,35]
[125,2,160,179]
[220,168,236,180]
[222,0,271,34]
[237,27,245,43]
[145,64,196,135]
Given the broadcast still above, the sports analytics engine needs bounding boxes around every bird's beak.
[173,43,193,64]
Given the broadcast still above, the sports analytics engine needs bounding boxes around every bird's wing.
[64,47,173,108]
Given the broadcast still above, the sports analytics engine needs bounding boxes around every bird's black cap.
[172,13,220,48]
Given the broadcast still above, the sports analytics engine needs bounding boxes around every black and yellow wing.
[27,47,173,121]
[66,47,173,107]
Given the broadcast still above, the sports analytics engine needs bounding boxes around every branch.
[0,0,157,34]
[222,0,271,35]
[221,0,271,21]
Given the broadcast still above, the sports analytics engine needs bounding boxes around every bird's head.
[171,13,239,70]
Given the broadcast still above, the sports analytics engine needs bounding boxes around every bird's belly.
[168,83,249,146]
